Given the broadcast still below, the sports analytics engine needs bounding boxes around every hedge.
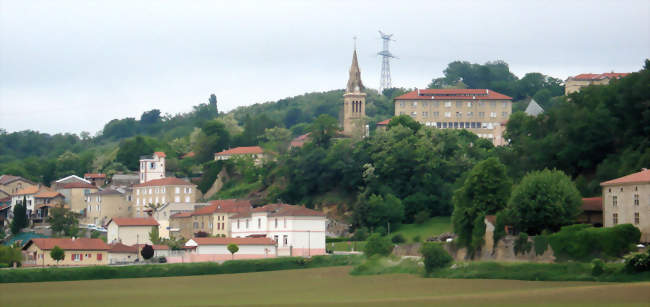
[0,255,363,284]
[548,224,640,261]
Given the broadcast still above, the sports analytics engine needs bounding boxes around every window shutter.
[80,254,83,261]
[97,253,103,261]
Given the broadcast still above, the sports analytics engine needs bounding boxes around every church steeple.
[346,49,364,93]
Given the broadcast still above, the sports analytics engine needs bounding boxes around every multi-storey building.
[56,181,98,214]
[84,189,132,226]
[0,175,36,195]
[139,152,166,184]
[230,204,326,256]
[601,168,650,242]
[565,72,629,95]
[132,177,199,217]
[187,199,252,238]
[393,89,512,146]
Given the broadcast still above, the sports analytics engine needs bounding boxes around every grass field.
[2,266,649,306]
[393,216,452,242]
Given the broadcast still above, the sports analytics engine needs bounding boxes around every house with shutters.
[22,238,110,266]
[601,168,650,242]
[132,177,199,217]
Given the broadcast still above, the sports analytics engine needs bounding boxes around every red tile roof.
[233,203,325,219]
[395,89,512,101]
[25,238,110,251]
[109,242,138,253]
[34,191,64,199]
[0,175,35,185]
[192,199,252,216]
[133,177,194,187]
[135,244,170,250]
[154,152,167,158]
[170,212,193,218]
[108,217,159,227]
[215,146,264,156]
[14,185,40,196]
[190,237,276,246]
[570,73,629,81]
[84,173,106,179]
[601,169,650,186]
[377,119,391,125]
[581,197,603,212]
[181,151,195,159]
[58,182,98,189]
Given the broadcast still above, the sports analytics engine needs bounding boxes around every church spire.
[346,49,364,93]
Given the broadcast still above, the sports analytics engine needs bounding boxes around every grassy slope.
[2,267,649,307]
[392,216,452,242]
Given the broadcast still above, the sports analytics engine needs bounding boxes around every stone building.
[565,72,629,95]
[341,49,367,137]
[84,189,132,226]
[601,168,650,242]
[139,152,166,184]
[132,177,199,217]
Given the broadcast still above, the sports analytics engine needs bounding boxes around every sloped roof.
[233,203,325,219]
[109,242,138,253]
[0,175,35,185]
[524,99,544,116]
[154,152,167,158]
[192,199,252,216]
[188,237,276,246]
[215,146,264,156]
[601,169,650,186]
[58,182,98,189]
[14,185,40,196]
[170,211,193,218]
[89,189,123,196]
[24,238,110,251]
[395,89,512,100]
[55,175,91,184]
[570,73,629,81]
[581,197,603,212]
[84,173,106,179]
[134,177,194,187]
[108,217,159,227]
[34,191,64,199]
[376,119,391,125]
[346,49,364,93]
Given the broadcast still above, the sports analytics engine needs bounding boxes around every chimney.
[416,88,420,96]
[486,89,489,94]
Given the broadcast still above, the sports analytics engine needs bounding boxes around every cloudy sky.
[1,0,648,134]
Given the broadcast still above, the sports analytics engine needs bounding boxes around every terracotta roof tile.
[14,186,40,196]
[191,199,252,216]
[109,242,138,253]
[34,191,64,199]
[570,73,629,81]
[0,175,35,185]
[84,173,106,179]
[134,177,194,187]
[581,197,602,212]
[25,238,110,251]
[108,217,159,227]
[601,169,650,186]
[377,119,391,125]
[170,212,193,218]
[395,89,512,101]
[58,182,98,189]
[154,152,167,158]
[189,237,276,246]
[215,146,264,156]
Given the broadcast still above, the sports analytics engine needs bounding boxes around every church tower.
[342,48,367,137]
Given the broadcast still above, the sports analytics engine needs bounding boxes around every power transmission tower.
[378,31,397,93]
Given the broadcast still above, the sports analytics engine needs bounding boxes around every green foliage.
[140,245,154,260]
[591,259,605,276]
[351,227,369,241]
[90,230,101,239]
[452,158,510,255]
[533,234,549,256]
[504,169,581,235]
[548,224,641,261]
[48,205,80,237]
[309,114,338,148]
[197,160,226,194]
[386,115,422,132]
[149,226,161,245]
[624,250,650,273]
[352,193,404,231]
[50,246,65,264]
[227,244,239,259]
[194,120,231,163]
[0,245,22,266]
[413,210,430,224]
[412,235,421,243]
[11,199,28,234]
[364,234,394,257]
[0,255,363,283]
[115,136,159,170]
[350,255,421,276]
[391,234,406,244]
[514,232,532,255]
[420,243,453,274]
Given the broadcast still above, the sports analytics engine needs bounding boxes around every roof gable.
[134,177,194,187]
[215,146,265,156]
[601,169,650,186]
[25,238,110,251]
[108,217,159,227]
[395,89,512,101]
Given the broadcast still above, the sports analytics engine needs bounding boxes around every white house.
[139,152,166,184]
[229,204,326,256]
[106,217,159,246]
[183,237,277,261]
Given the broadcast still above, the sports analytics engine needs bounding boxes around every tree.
[420,243,453,274]
[363,233,394,257]
[309,114,338,148]
[0,245,22,266]
[140,109,161,125]
[194,120,231,163]
[50,246,65,265]
[352,193,404,230]
[227,243,239,260]
[10,197,28,234]
[208,94,218,115]
[115,136,157,170]
[386,115,421,133]
[504,169,582,235]
[140,244,154,260]
[149,226,161,245]
[452,157,511,255]
[48,205,80,237]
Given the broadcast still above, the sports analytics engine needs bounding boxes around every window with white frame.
[175,187,180,194]
[490,112,497,118]
[444,112,451,118]
[412,101,417,107]
[185,196,190,203]
[634,194,639,206]
[444,101,452,107]
[467,102,472,107]
[634,212,640,225]
[175,196,180,202]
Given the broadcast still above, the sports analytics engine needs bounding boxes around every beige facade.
[22,238,109,266]
[151,202,198,238]
[139,152,166,184]
[56,182,99,214]
[169,213,193,239]
[601,169,650,242]
[0,175,36,195]
[565,73,629,95]
[168,200,251,239]
[342,49,366,137]
[107,217,159,245]
[394,89,512,146]
[84,189,132,226]
[214,146,267,165]
[133,177,199,217]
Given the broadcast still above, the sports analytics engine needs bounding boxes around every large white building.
[139,152,166,184]
[229,204,326,256]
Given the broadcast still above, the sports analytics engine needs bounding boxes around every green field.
[392,216,452,242]
[2,266,649,306]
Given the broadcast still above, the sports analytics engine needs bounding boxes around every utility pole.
[378,31,397,93]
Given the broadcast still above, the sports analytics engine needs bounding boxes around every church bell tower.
[342,48,367,137]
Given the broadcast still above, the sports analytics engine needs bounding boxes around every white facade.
[139,153,166,184]
[187,241,276,256]
[107,222,155,246]
[230,213,326,256]
[11,194,36,214]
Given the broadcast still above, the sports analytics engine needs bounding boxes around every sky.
[1,0,649,135]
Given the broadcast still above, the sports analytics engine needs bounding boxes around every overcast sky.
[1,0,648,134]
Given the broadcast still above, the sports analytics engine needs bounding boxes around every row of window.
[70,253,103,261]
[422,122,499,130]
[612,212,641,225]
[236,217,287,229]
[136,196,191,205]
[398,101,509,109]
[136,187,192,195]
[400,111,508,119]
[611,194,644,207]
[273,234,289,246]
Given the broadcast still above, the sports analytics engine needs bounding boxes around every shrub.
[591,258,605,276]
[414,210,430,224]
[50,246,65,264]
[624,250,650,273]
[140,245,154,260]
[549,224,641,261]
[420,243,453,274]
[0,245,22,266]
[374,226,387,236]
[364,234,394,257]
[533,235,549,256]
[351,227,369,241]
[326,237,349,243]
[514,232,532,255]
[413,235,421,243]
[391,234,406,244]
